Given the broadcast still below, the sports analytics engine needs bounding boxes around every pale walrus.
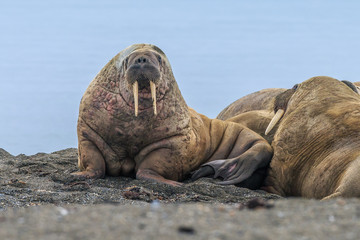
[72,44,273,187]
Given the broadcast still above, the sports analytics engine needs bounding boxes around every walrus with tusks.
[216,81,359,144]
[261,77,360,199]
[220,76,360,199]
[205,78,360,199]
[72,44,273,187]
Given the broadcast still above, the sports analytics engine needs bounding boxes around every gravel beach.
[0,148,359,239]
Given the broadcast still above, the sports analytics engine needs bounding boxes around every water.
[1,0,360,155]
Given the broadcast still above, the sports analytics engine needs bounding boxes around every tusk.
[150,81,157,115]
[265,109,284,135]
[132,81,138,117]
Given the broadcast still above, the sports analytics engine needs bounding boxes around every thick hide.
[74,44,273,188]
[263,76,360,199]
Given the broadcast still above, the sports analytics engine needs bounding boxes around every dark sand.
[0,148,359,239]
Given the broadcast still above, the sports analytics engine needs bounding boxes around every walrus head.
[264,79,359,135]
[124,49,162,116]
[83,44,190,147]
[116,44,176,117]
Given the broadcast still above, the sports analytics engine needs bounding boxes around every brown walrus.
[217,81,359,145]
[72,44,273,187]
[205,77,360,198]
[260,76,360,199]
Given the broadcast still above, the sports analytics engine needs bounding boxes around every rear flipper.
[192,146,271,189]
[191,161,267,189]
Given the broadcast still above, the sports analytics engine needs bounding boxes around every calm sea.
[1,0,360,155]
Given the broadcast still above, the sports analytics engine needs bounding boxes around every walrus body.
[262,76,360,199]
[74,44,273,187]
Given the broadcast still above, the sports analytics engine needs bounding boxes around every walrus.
[216,80,358,144]
[260,76,360,199]
[193,77,360,194]
[72,44,273,188]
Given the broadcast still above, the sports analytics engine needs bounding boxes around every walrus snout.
[126,62,160,85]
[134,56,150,65]
[125,51,162,117]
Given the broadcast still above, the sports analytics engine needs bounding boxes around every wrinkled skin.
[218,81,357,144]
[262,76,360,199]
[73,44,273,188]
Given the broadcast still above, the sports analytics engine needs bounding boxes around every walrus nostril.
[136,57,148,64]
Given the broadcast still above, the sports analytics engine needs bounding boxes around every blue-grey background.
[1,0,359,155]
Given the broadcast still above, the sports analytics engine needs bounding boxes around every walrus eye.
[157,55,162,64]
[292,84,299,90]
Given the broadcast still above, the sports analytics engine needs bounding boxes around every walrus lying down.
[221,76,358,199]
[211,76,360,199]
[72,44,273,188]
[261,76,360,199]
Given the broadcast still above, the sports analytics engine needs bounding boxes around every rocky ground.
[0,148,359,239]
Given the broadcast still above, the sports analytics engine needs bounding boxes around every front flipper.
[71,169,104,179]
[73,138,106,179]
[136,169,183,187]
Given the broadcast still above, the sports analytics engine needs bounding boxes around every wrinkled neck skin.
[265,76,360,198]
[80,46,191,159]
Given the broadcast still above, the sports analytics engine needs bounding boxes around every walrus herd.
[75,43,360,200]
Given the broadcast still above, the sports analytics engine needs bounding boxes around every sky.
[1,0,360,155]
